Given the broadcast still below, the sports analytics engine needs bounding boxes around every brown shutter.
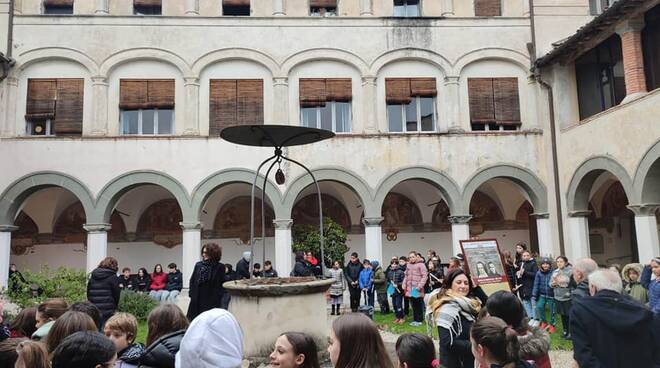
[120,80,148,110]
[26,79,57,121]
[237,79,263,125]
[468,78,496,123]
[210,80,237,136]
[385,78,412,104]
[120,79,174,110]
[493,78,521,125]
[53,79,84,135]
[44,0,73,6]
[147,80,175,109]
[299,79,327,107]
[475,0,501,16]
[134,0,161,6]
[326,79,352,102]
[310,0,337,7]
[410,78,437,97]
[223,0,250,5]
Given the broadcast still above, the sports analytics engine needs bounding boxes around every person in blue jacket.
[641,257,660,315]
[533,258,556,333]
[359,259,374,307]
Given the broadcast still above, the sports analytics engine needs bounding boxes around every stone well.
[224,277,334,366]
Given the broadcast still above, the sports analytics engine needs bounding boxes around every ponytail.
[471,317,520,366]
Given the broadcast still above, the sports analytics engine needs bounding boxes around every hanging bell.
[275,168,286,185]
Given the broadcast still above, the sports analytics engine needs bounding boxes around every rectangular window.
[119,79,175,135]
[474,0,501,16]
[209,79,263,136]
[643,5,660,91]
[311,0,337,16]
[468,77,521,131]
[133,0,161,15]
[25,78,84,136]
[43,0,73,14]
[393,0,420,17]
[223,0,250,16]
[386,78,437,132]
[575,35,626,120]
[299,78,352,133]
[589,0,615,15]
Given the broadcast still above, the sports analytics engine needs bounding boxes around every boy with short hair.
[164,263,182,303]
[359,259,374,307]
[103,312,144,368]
[118,267,134,291]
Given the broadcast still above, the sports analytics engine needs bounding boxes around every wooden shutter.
[410,78,437,97]
[223,0,250,5]
[475,0,501,16]
[120,80,174,110]
[299,79,327,107]
[147,80,175,109]
[468,78,496,123]
[493,78,521,125]
[120,80,148,109]
[26,79,57,121]
[325,79,352,102]
[44,0,74,6]
[385,78,412,104]
[310,0,337,7]
[210,80,236,136]
[237,80,264,125]
[53,79,84,135]
[134,0,161,6]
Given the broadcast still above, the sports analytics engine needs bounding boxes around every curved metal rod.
[250,154,277,279]
[261,158,279,270]
[281,155,325,279]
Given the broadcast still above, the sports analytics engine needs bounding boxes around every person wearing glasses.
[186,243,226,321]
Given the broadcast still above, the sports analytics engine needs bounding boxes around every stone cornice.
[362,217,384,227]
[273,219,293,230]
[0,225,19,233]
[180,222,203,230]
[83,223,112,233]
[448,215,472,224]
[627,204,660,216]
[568,210,592,218]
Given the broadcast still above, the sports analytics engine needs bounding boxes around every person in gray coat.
[328,261,346,315]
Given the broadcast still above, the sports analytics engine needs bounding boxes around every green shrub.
[293,218,349,267]
[6,266,87,308]
[117,291,158,321]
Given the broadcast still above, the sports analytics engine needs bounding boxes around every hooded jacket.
[532,267,554,299]
[517,326,552,368]
[550,266,573,302]
[328,267,346,296]
[139,330,185,368]
[622,263,648,304]
[403,261,428,298]
[570,289,660,368]
[359,266,373,290]
[87,267,120,318]
[372,261,388,294]
[175,309,244,368]
[641,264,659,314]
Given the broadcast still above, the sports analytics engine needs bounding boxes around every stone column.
[533,213,554,257]
[274,219,293,276]
[84,224,111,274]
[91,76,109,136]
[441,0,454,16]
[180,222,202,288]
[273,77,289,124]
[363,217,384,264]
[0,225,17,289]
[94,0,109,14]
[525,76,543,132]
[185,0,199,15]
[183,77,200,135]
[628,205,660,262]
[616,17,647,103]
[567,211,591,261]
[2,77,18,137]
[361,76,378,133]
[360,0,373,16]
[444,76,463,133]
[273,0,285,15]
[449,215,471,257]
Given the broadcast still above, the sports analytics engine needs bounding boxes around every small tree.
[6,266,87,308]
[292,218,349,267]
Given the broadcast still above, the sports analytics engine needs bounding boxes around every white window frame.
[26,119,53,136]
[300,101,352,133]
[388,96,437,133]
[120,108,174,135]
[393,0,420,17]
[310,7,337,16]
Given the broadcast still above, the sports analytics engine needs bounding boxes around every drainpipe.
[1,0,16,82]
[529,0,566,256]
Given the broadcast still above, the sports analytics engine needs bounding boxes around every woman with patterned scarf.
[427,268,481,368]
[187,243,226,321]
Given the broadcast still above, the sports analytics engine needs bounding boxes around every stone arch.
[373,166,462,215]
[370,48,452,76]
[93,171,193,225]
[190,168,285,220]
[462,165,548,214]
[281,167,375,218]
[633,139,660,204]
[15,47,99,75]
[0,172,95,226]
[99,48,193,78]
[191,48,280,77]
[280,48,370,77]
[452,48,530,76]
[566,156,635,212]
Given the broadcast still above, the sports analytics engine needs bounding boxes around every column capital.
[273,219,294,230]
[627,204,660,216]
[91,76,108,86]
[361,76,377,85]
[6,77,18,87]
[448,215,472,224]
[184,77,200,86]
[444,76,460,85]
[273,77,289,86]
[531,212,550,219]
[362,217,384,227]
[0,225,19,233]
[616,16,645,35]
[180,221,202,231]
[568,210,592,218]
[83,223,112,233]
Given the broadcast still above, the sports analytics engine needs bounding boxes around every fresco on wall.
[11,212,39,255]
[136,198,182,248]
[292,194,351,230]
[381,192,423,232]
[52,202,126,244]
[212,196,275,243]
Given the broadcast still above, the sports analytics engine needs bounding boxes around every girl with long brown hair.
[470,317,533,368]
[270,332,321,368]
[45,311,97,354]
[15,340,49,368]
[139,304,189,367]
[328,313,392,368]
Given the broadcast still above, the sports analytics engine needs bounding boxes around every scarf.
[119,343,146,364]
[428,290,481,345]
[198,260,214,285]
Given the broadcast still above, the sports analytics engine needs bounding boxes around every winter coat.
[187,261,226,321]
[403,261,428,298]
[517,259,538,300]
[87,267,121,319]
[518,326,552,368]
[114,343,145,368]
[118,275,135,291]
[387,268,405,295]
[572,279,590,301]
[428,269,444,291]
[135,275,150,292]
[149,272,167,291]
[570,289,660,368]
[550,266,572,302]
[358,268,373,290]
[165,270,183,292]
[438,312,474,368]
[622,263,648,304]
[263,268,278,278]
[291,260,312,277]
[373,266,387,294]
[236,258,250,280]
[641,265,660,315]
[138,330,185,368]
[532,269,554,299]
[175,309,243,368]
[328,268,346,296]
[504,262,518,290]
[344,261,363,289]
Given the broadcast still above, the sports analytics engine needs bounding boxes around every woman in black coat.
[186,243,226,321]
[86,257,121,326]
